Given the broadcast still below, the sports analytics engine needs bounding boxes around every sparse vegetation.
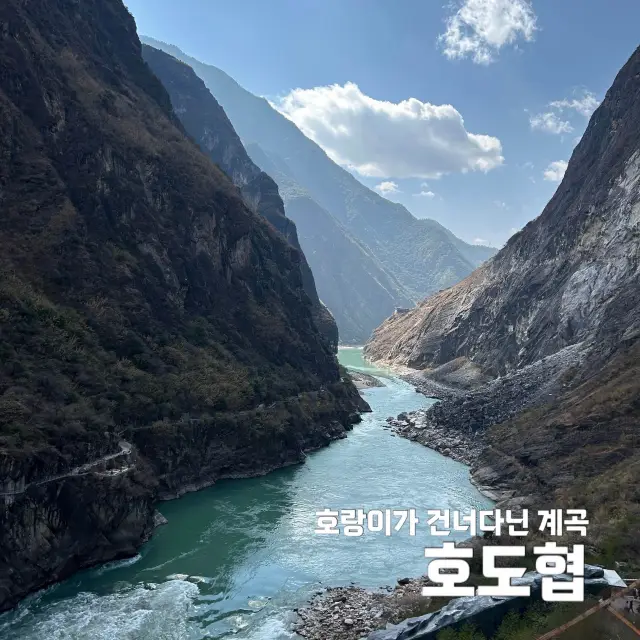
[436,600,620,640]
[0,0,364,611]
[485,340,640,564]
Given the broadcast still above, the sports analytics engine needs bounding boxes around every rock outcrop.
[140,44,338,349]
[349,370,386,390]
[294,566,620,640]
[0,0,365,611]
[386,411,483,466]
[294,577,435,640]
[366,45,640,375]
[367,566,616,640]
[141,37,497,344]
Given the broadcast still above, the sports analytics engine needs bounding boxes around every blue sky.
[125,0,640,247]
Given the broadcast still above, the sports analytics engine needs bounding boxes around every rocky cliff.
[366,45,640,375]
[0,0,365,611]
[246,143,415,343]
[141,44,338,348]
[141,37,497,344]
[365,45,640,560]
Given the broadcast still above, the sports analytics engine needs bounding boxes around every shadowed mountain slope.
[246,143,414,343]
[0,0,364,610]
[141,44,338,347]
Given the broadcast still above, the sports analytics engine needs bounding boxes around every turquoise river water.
[0,348,492,639]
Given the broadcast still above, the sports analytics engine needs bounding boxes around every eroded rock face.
[0,0,364,610]
[363,44,640,566]
[366,46,640,375]
[473,338,640,562]
[0,445,157,611]
[141,44,339,349]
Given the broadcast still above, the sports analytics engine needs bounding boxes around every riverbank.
[0,349,492,639]
[384,410,518,505]
[293,346,596,639]
[373,342,589,506]
[385,411,483,467]
[294,576,434,640]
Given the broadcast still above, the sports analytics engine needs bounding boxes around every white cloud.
[530,90,600,136]
[414,190,436,198]
[374,181,401,195]
[529,112,573,135]
[543,160,568,182]
[439,0,537,65]
[550,90,600,117]
[473,237,488,245]
[274,82,504,179]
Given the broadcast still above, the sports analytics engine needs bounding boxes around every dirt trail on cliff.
[0,442,133,498]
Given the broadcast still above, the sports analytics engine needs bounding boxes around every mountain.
[141,44,339,348]
[365,43,640,375]
[444,228,498,268]
[366,45,640,560]
[246,143,415,342]
[141,37,497,343]
[0,0,365,611]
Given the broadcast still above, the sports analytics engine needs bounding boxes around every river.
[0,348,492,639]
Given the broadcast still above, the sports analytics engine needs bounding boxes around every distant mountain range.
[142,37,497,343]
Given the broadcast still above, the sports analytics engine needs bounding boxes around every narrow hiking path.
[0,441,133,498]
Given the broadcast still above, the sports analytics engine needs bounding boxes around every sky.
[124,0,640,247]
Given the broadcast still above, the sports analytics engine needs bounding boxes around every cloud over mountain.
[543,160,568,182]
[550,90,600,117]
[530,90,600,135]
[275,82,504,179]
[374,181,400,195]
